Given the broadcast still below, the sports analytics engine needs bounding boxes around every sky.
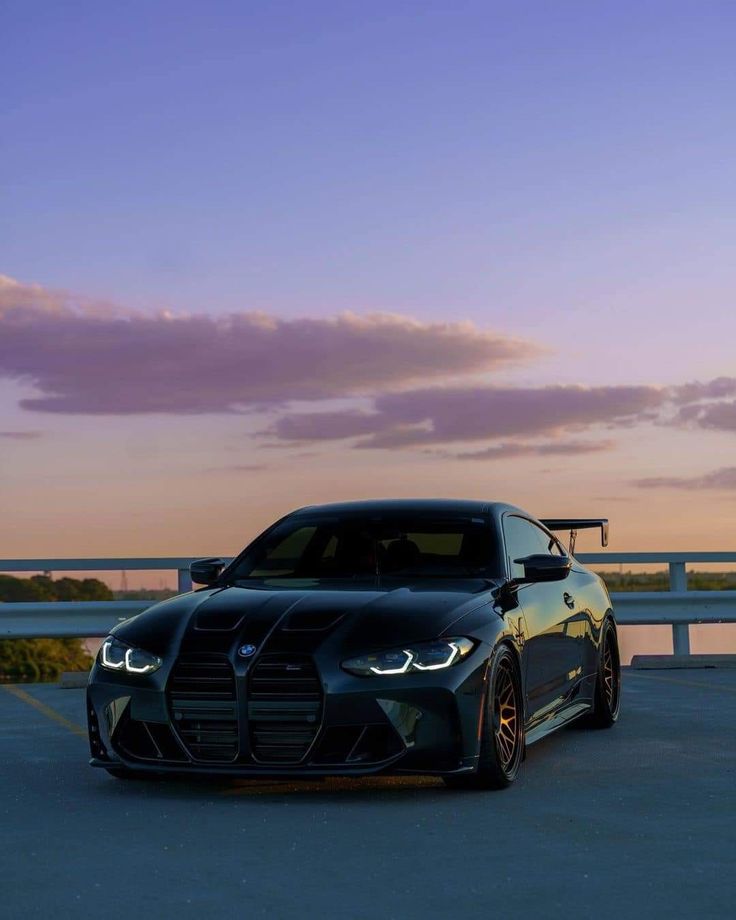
[2,0,736,564]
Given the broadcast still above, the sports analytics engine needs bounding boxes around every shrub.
[0,575,111,682]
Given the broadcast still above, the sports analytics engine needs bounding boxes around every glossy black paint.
[189,557,225,586]
[87,499,616,779]
[513,553,573,583]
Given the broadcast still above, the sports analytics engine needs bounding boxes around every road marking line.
[1,684,87,738]
[626,671,736,694]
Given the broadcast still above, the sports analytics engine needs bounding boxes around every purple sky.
[2,1,736,559]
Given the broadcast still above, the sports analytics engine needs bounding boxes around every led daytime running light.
[125,648,157,674]
[101,639,125,670]
[343,637,474,677]
[100,638,161,675]
[412,641,460,671]
[369,650,414,675]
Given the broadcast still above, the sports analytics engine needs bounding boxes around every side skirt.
[524,701,592,747]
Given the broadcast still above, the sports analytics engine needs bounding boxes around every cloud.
[270,410,384,442]
[593,495,636,503]
[633,467,736,490]
[269,385,665,447]
[674,400,736,432]
[449,439,615,460]
[0,430,43,440]
[667,378,736,433]
[368,385,664,446]
[672,377,736,405]
[209,463,271,473]
[0,274,74,313]
[0,275,536,415]
[6,274,733,468]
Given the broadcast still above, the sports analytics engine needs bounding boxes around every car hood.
[112,578,498,659]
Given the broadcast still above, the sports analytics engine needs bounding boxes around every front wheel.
[443,645,524,790]
[587,620,621,728]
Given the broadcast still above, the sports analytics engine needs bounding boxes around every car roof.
[290,498,527,518]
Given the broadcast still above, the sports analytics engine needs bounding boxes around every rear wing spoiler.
[540,518,609,554]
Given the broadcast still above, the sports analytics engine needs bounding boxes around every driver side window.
[504,516,561,578]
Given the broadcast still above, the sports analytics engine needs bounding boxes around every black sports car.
[87,500,620,789]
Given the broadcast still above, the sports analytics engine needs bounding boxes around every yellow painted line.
[1,684,87,738]
[626,671,736,695]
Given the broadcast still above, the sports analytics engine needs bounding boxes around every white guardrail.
[1,554,736,655]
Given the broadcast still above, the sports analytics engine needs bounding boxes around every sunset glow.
[2,2,735,560]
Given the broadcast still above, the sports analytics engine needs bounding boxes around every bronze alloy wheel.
[493,658,519,771]
[603,634,617,711]
[585,621,621,729]
[442,645,524,790]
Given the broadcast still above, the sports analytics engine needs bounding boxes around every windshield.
[226,513,495,581]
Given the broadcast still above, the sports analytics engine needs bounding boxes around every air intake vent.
[247,655,323,764]
[167,654,238,762]
[281,610,344,631]
[195,610,244,631]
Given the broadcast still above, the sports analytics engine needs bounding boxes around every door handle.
[563,592,575,609]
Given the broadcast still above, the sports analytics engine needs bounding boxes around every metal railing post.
[177,566,192,594]
[669,561,690,655]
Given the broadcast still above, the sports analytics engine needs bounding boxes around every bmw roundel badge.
[238,644,257,658]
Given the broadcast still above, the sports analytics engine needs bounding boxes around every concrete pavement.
[1,669,734,919]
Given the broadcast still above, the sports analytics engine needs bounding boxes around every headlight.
[100,637,162,675]
[342,637,475,677]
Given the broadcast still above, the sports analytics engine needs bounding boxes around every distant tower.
[121,570,129,592]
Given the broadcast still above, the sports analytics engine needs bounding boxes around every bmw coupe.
[87,500,620,789]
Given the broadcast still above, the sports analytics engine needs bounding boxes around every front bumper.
[87,650,488,778]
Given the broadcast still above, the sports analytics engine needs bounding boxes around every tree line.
[0,575,111,681]
[599,570,736,592]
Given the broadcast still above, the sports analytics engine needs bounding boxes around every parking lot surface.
[1,669,735,919]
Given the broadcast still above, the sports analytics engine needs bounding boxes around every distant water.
[619,624,736,663]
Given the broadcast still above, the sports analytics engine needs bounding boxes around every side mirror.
[513,554,572,584]
[190,557,225,586]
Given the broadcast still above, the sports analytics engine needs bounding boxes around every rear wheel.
[587,620,621,728]
[443,645,524,790]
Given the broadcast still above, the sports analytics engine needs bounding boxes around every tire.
[443,645,524,790]
[586,620,621,728]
